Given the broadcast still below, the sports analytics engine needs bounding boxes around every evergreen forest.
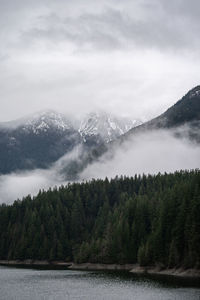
[0,170,199,269]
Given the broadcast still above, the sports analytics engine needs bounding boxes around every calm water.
[0,266,200,300]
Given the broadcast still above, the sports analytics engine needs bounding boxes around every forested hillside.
[0,170,199,269]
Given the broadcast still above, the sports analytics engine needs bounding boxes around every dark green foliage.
[0,170,200,268]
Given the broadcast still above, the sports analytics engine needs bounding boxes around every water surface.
[0,266,200,300]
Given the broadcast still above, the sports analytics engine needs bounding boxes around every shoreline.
[129,265,200,278]
[0,260,200,279]
[0,260,72,267]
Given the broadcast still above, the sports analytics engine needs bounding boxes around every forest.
[0,169,199,269]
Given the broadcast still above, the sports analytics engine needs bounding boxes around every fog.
[0,129,199,204]
[81,130,200,179]
[0,145,84,204]
[0,169,64,205]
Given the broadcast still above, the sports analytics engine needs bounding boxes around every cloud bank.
[0,129,199,204]
[0,169,62,205]
[81,130,200,179]
[0,145,83,204]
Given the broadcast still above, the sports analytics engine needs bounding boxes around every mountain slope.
[57,112,141,179]
[64,85,200,180]
[79,111,141,145]
[117,85,200,145]
[0,111,81,174]
[0,110,138,175]
[0,86,199,177]
[128,85,200,133]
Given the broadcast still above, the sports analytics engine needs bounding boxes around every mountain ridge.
[0,85,199,177]
[70,85,200,180]
[119,85,200,142]
[0,110,139,175]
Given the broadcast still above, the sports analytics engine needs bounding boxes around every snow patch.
[79,112,142,143]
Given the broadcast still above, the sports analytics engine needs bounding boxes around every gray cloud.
[19,4,200,52]
[2,0,200,55]
[0,0,199,123]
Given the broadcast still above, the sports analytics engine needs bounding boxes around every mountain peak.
[79,111,142,143]
[187,85,200,99]
[22,110,72,134]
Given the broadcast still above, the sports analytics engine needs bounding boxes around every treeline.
[0,170,200,269]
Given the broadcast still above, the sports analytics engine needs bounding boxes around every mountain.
[79,111,142,146]
[152,85,200,128]
[64,85,200,179]
[0,111,81,174]
[1,85,199,177]
[94,86,199,149]
[0,110,138,175]
[59,112,142,179]
[124,85,200,139]
[18,110,73,134]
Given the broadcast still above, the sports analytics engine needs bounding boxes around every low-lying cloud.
[0,169,61,205]
[0,129,199,205]
[81,129,200,179]
[0,145,83,204]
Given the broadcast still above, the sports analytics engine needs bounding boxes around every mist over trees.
[0,169,199,269]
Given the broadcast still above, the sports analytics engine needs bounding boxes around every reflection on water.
[0,266,199,300]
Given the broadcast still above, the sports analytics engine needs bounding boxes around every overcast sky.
[0,0,200,122]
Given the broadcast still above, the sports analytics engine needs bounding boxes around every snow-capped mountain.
[0,85,199,177]
[0,111,81,174]
[19,110,73,134]
[0,110,141,174]
[79,112,142,144]
[1,110,73,132]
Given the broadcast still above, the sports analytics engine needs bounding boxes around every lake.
[0,266,200,300]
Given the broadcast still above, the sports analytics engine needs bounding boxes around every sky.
[0,0,200,122]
